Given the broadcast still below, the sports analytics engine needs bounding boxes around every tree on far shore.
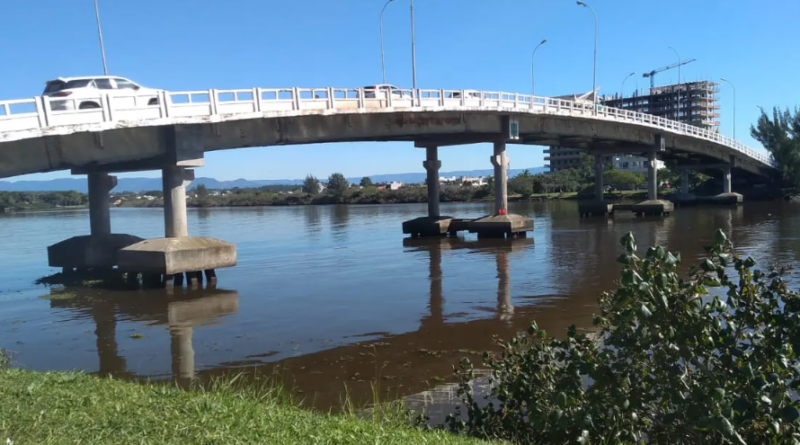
[327,173,349,197]
[303,175,320,195]
[360,177,373,187]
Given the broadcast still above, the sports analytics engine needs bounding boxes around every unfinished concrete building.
[545,81,720,173]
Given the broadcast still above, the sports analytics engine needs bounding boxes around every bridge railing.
[0,87,775,168]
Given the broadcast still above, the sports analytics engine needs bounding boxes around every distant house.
[459,176,486,187]
[388,181,404,191]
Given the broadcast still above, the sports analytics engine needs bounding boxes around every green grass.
[0,369,491,445]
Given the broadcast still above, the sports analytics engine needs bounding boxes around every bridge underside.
[0,110,773,179]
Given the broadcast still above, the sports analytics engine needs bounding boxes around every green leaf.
[712,388,725,402]
[665,252,679,266]
[714,229,728,245]
[782,405,800,423]
[744,257,756,268]
[555,392,567,408]
[701,259,716,272]
[639,304,653,319]
[616,253,631,265]
[704,278,722,287]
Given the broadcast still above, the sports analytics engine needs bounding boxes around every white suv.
[42,76,161,111]
[363,84,404,99]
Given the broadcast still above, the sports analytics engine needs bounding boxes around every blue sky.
[2,0,796,181]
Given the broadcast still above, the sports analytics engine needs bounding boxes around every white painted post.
[480,90,485,108]
[358,88,365,109]
[386,87,393,108]
[253,88,262,112]
[35,96,49,128]
[103,94,113,122]
[160,91,170,118]
[327,87,334,109]
[460,90,466,107]
[292,87,301,111]
[438,89,444,107]
[209,89,219,115]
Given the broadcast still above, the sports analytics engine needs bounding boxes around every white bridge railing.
[0,87,775,168]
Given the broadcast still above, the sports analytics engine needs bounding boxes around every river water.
[2,201,799,411]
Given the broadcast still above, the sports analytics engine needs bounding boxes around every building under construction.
[545,80,720,173]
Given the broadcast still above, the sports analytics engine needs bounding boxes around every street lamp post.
[620,72,635,108]
[530,39,547,98]
[720,77,736,139]
[410,0,417,101]
[576,1,597,113]
[668,46,680,120]
[379,0,396,85]
[94,0,108,75]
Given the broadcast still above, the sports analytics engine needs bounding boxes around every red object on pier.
[498,209,507,215]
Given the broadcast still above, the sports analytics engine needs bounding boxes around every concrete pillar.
[88,172,116,236]
[491,141,509,214]
[647,149,658,201]
[594,154,605,200]
[680,169,690,195]
[722,166,732,194]
[162,167,194,238]
[423,146,441,218]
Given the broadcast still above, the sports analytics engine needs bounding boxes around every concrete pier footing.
[402,216,454,237]
[632,200,674,217]
[117,236,237,277]
[578,200,613,217]
[468,214,533,238]
[48,234,144,269]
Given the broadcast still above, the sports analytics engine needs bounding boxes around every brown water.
[2,201,799,410]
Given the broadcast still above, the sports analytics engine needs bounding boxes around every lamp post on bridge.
[620,72,635,108]
[93,0,108,75]
[530,39,547,98]
[576,1,598,113]
[720,77,736,140]
[379,0,396,85]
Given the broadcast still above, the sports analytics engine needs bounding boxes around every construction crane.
[642,59,697,87]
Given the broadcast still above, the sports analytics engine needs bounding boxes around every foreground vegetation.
[0,369,490,445]
[448,230,800,444]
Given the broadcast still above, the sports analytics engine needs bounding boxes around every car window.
[94,79,113,90]
[114,79,138,90]
[43,79,92,93]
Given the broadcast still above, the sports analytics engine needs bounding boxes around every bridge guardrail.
[0,87,775,168]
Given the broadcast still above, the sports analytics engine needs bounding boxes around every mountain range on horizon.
[0,167,548,193]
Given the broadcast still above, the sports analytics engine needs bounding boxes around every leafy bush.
[448,230,800,444]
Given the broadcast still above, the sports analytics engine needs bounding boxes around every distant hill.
[0,167,547,193]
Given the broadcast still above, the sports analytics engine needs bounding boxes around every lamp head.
[577,1,586,6]
[720,77,728,82]
[541,39,547,44]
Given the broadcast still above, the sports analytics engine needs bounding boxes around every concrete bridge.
[0,87,775,284]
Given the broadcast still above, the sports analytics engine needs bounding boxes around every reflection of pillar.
[680,169,689,195]
[647,149,658,200]
[492,141,508,214]
[88,172,116,236]
[428,242,443,323]
[424,146,441,218]
[496,250,513,319]
[92,299,127,375]
[594,154,605,200]
[170,327,195,383]
[722,166,732,194]
[162,167,194,238]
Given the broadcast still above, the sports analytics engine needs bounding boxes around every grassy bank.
[0,369,489,445]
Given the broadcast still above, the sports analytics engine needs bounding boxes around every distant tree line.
[0,191,88,212]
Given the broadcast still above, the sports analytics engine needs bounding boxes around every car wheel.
[148,98,159,106]
[79,102,101,110]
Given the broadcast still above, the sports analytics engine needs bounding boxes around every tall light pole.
[620,71,635,107]
[720,77,736,139]
[530,39,547,97]
[576,1,597,112]
[410,0,418,98]
[668,46,680,120]
[94,0,108,75]
[379,0,396,84]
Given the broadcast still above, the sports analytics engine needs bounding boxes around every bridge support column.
[680,169,690,195]
[403,145,458,237]
[163,166,192,238]
[424,146,441,218]
[469,140,533,238]
[117,166,237,288]
[578,153,613,217]
[47,172,144,273]
[492,141,508,215]
[712,160,743,205]
[647,148,658,201]
[594,154,605,201]
[632,143,674,216]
